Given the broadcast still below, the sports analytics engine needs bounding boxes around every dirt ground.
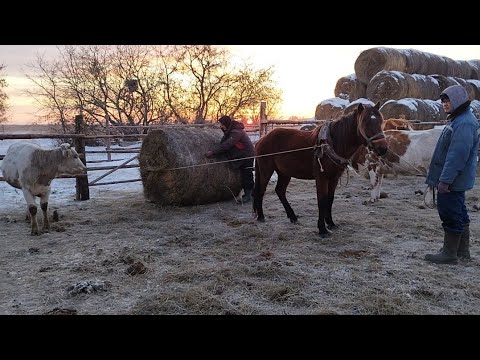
[1,172,480,315]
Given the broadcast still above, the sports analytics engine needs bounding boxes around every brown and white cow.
[382,118,414,131]
[1,142,87,235]
[351,126,444,202]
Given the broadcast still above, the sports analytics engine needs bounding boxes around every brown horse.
[252,103,388,238]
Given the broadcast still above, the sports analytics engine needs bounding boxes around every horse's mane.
[318,110,359,156]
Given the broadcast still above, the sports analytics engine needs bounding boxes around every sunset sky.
[1,45,479,124]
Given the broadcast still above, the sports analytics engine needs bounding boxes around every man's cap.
[218,115,232,127]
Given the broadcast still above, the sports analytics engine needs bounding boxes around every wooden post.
[259,101,267,137]
[105,114,112,161]
[74,115,90,200]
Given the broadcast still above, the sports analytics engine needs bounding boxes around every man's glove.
[437,182,450,194]
[205,150,214,158]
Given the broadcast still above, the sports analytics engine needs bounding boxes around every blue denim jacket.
[425,108,480,191]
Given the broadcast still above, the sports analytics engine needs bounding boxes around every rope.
[383,148,427,176]
[424,185,436,209]
[147,145,317,172]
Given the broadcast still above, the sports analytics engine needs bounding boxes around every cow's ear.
[60,143,71,157]
[375,101,381,110]
[357,103,364,112]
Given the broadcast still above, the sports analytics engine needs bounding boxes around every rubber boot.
[425,231,461,265]
[241,186,252,203]
[457,224,471,260]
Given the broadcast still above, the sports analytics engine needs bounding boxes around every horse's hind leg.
[275,174,298,224]
[253,161,274,222]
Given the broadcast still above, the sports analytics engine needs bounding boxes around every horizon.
[1,45,480,124]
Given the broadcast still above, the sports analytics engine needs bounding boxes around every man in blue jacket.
[425,85,480,264]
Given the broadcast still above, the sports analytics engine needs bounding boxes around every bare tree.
[0,64,9,123]
[25,45,283,131]
[159,45,282,124]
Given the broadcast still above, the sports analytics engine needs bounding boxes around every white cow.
[1,142,87,235]
[351,126,444,202]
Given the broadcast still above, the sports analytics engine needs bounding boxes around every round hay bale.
[138,126,242,206]
[334,74,366,101]
[355,47,479,85]
[431,74,459,92]
[468,60,480,80]
[354,47,407,85]
[471,100,480,119]
[466,79,480,101]
[343,98,375,115]
[380,98,446,121]
[366,71,440,104]
[315,97,349,120]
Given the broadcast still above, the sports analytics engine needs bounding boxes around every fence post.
[74,115,90,200]
[259,101,267,137]
[105,114,112,161]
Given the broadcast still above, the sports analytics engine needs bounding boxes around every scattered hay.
[139,126,242,206]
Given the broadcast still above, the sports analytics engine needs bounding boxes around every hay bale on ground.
[334,74,366,101]
[139,126,242,206]
[315,97,349,120]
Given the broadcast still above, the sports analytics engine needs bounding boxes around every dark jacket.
[425,87,480,191]
[211,120,254,160]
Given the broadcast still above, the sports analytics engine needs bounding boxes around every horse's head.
[356,102,388,156]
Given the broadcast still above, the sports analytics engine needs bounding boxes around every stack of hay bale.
[315,47,480,122]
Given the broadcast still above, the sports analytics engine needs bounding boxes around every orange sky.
[2,45,480,124]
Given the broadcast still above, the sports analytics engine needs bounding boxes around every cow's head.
[57,143,87,176]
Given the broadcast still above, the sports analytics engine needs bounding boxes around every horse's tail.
[252,158,260,216]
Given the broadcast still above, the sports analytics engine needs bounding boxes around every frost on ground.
[2,164,480,314]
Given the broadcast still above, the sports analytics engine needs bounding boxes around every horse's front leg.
[315,177,330,237]
[325,176,341,230]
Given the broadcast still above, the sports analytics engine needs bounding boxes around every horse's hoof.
[326,224,337,230]
[290,218,298,224]
[257,217,265,223]
[319,228,333,238]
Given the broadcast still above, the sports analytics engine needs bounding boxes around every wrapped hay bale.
[334,74,366,101]
[139,126,242,206]
[315,97,349,120]
[355,47,480,85]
